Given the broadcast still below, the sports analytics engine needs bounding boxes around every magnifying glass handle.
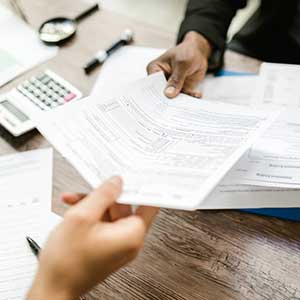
[74,3,99,23]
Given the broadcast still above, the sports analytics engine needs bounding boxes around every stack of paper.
[0,149,61,300]
[32,47,300,211]
[0,4,57,87]
[34,72,279,210]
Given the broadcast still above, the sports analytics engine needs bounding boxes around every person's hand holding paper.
[28,176,158,300]
[147,32,211,99]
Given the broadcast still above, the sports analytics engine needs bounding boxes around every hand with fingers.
[147,31,212,99]
[27,176,158,300]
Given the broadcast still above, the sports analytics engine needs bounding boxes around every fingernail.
[109,176,122,186]
[165,86,176,97]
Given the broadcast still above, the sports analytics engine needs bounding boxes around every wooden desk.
[1,1,300,299]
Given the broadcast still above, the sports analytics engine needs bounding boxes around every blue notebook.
[214,70,300,221]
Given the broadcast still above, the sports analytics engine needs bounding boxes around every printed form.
[35,73,276,210]
[253,63,300,108]
[229,63,300,188]
[0,149,61,300]
[91,54,300,205]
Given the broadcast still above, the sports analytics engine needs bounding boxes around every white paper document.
[220,63,300,188]
[35,73,277,210]
[0,148,53,208]
[199,75,300,207]
[0,149,61,300]
[92,46,165,97]
[229,109,300,188]
[0,5,57,87]
[200,75,257,104]
[253,63,300,108]
[203,174,300,209]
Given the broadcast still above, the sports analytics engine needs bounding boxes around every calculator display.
[0,100,29,122]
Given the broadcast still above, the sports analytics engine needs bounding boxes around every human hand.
[27,176,158,300]
[147,31,212,99]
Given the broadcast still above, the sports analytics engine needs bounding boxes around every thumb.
[164,63,188,99]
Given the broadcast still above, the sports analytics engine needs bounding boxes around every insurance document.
[220,63,300,188]
[199,75,257,104]
[229,109,300,188]
[253,63,300,108]
[35,73,276,210]
[0,4,57,87]
[201,172,300,209]
[0,148,61,300]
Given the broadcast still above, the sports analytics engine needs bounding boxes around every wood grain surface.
[1,1,300,299]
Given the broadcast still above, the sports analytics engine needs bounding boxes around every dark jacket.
[178,0,300,70]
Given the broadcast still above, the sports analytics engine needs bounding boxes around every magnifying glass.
[39,3,99,45]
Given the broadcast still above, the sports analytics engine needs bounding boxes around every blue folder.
[214,70,300,221]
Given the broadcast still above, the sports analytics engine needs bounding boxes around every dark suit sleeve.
[178,0,247,70]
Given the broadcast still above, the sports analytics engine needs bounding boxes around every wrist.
[183,31,212,59]
[27,275,75,300]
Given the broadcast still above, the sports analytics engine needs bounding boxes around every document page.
[0,148,52,208]
[229,109,300,188]
[219,63,300,188]
[91,46,165,97]
[253,63,300,108]
[200,75,257,104]
[0,149,61,300]
[0,4,57,87]
[35,73,277,210]
[201,173,300,209]
[197,81,300,208]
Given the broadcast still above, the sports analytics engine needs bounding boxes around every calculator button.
[46,91,54,98]
[37,74,47,81]
[52,85,60,92]
[49,81,57,90]
[42,76,51,85]
[53,95,61,102]
[64,93,76,102]
[45,99,52,105]
[22,81,31,89]
[57,98,65,105]
[30,78,38,85]
[50,102,58,108]
[41,93,47,100]
[17,86,27,95]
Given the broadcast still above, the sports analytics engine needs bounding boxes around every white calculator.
[0,70,82,136]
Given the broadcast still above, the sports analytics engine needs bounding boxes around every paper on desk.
[0,148,53,208]
[91,46,165,97]
[0,148,62,300]
[229,109,300,188]
[200,173,300,209]
[200,75,257,104]
[253,63,300,108]
[199,70,300,207]
[202,72,300,206]
[34,72,277,210]
[223,63,300,188]
[0,5,57,87]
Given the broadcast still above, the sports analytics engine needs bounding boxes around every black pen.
[26,236,41,258]
[26,236,86,300]
[26,236,87,300]
[84,28,134,74]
